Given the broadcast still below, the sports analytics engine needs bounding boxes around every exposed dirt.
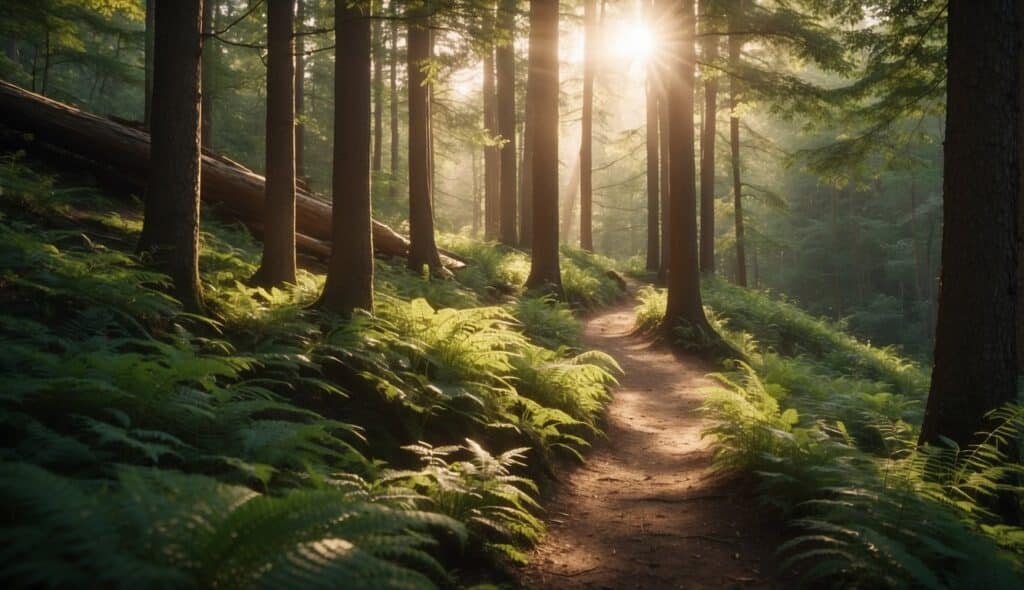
[517,296,783,589]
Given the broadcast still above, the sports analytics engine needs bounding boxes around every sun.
[611,21,657,64]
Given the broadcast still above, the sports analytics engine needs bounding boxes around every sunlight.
[610,21,656,64]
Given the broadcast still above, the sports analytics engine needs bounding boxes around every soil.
[516,294,784,590]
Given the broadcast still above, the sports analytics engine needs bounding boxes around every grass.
[636,279,1024,588]
[0,156,623,588]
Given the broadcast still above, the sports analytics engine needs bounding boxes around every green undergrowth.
[636,280,1024,588]
[0,158,621,588]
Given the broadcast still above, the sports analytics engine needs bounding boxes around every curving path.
[518,295,782,589]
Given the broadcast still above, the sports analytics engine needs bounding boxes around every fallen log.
[0,80,464,269]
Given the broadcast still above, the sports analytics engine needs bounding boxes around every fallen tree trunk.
[0,80,463,269]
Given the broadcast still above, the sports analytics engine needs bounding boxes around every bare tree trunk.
[560,155,582,243]
[472,149,482,237]
[252,0,297,287]
[519,83,535,248]
[319,0,373,316]
[579,0,596,252]
[406,9,442,272]
[388,8,399,196]
[645,62,660,271]
[660,0,710,335]
[658,91,670,281]
[138,0,205,312]
[295,0,306,179]
[728,6,747,287]
[200,0,214,148]
[525,0,562,293]
[699,18,718,275]
[483,40,500,241]
[497,0,518,245]
[372,1,384,172]
[920,0,1019,449]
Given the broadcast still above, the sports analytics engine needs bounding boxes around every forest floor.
[517,293,783,589]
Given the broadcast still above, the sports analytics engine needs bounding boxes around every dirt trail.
[518,295,781,589]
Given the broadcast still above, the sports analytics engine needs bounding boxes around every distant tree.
[483,39,500,241]
[251,0,297,287]
[406,6,442,272]
[698,7,719,275]
[200,0,214,148]
[496,0,517,246]
[919,0,1018,448]
[295,0,306,179]
[319,0,373,315]
[138,0,205,312]
[660,0,711,336]
[372,0,384,172]
[388,3,400,196]
[727,0,746,287]
[658,81,670,282]
[518,77,534,248]
[645,61,660,272]
[579,0,596,252]
[524,0,562,292]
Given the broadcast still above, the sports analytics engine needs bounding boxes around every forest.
[0,0,1021,588]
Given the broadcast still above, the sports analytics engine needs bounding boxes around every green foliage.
[0,160,621,586]
[636,274,1024,586]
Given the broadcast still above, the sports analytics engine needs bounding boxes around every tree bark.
[319,0,373,316]
[728,6,747,287]
[579,0,596,252]
[645,63,660,271]
[497,0,518,246]
[138,0,205,312]
[372,1,384,172]
[699,19,718,275]
[295,0,306,179]
[0,80,462,269]
[406,10,442,272]
[251,0,297,287]
[525,0,562,293]
[660,0,710,335]
[483,40,500,241]
[919,0,1018,448]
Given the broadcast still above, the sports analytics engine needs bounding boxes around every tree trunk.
[472,149,482,237]
[295,0,306,179]
[388,10,399,195]
[645,63,660,271]
[658,89,670,281]
[579,0,596,252]
[525,0,562,292]
[319,0,373,315]
[699,22,718,275]
[483,42,500,241]
[497,0,518,246]
[0,80,461,269]
[518,82,535,248]
[251,0,297,287]
[560,154,582,242]
[406,10,442,272]
[660,0,710,335]
[144,0,155,129]
[200,0,214,148]
[138,0,205,312]
[728,9,747,287]
[372,2,384,172]
[919,0,1018,448]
